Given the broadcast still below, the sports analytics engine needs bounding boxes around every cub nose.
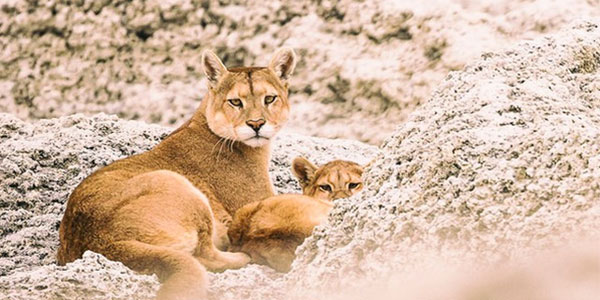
[246,119,266,133]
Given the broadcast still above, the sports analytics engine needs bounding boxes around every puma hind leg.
[193,226,250,272]
[101,240,207,300]
[195,245,251,273]
[164,172,251,271]
[81,170,249,297]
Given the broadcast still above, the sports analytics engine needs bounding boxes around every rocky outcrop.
[1,17,599,300]
[0,112,377,299]
[213,20,600,299]
[285,20,600,298]
[1,0,599,144]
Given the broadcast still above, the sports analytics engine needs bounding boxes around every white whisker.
[211,136,227,159]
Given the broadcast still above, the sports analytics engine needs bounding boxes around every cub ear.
[268,47,297,81]
[292,157,317,187]
[202,50,227,88]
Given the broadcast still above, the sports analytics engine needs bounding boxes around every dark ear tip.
[291,156,316,179]
[292,157,305,174]
[202,49,215,59]
[292,156,307,164]
[202,50,227,86]
[278,47,296,57]
[270,47,297,79]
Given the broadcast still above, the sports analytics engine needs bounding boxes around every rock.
[284,20,600,298]
[1,251,158,300]
[1,0,598,144]
[207,20,600,300]
[1,16,600,300]
[0,112,377,299]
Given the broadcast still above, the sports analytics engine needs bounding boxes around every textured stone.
[1,0,598,143]
[0,112,376,299]
[211,20,600,300]
[1,18,600,300]
[284,20,600,299]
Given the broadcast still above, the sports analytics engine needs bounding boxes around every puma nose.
[246,119,266,133]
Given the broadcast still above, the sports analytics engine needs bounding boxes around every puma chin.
[237,124,277,147]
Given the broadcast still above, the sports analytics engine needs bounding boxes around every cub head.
[202,48,297,147]
[292,157,364,201]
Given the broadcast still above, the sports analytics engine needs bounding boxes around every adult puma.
[57,48,297,300]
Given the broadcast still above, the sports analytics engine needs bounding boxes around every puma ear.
[292,157,317,187]
[202,50,227,88]
[268,47,297,81]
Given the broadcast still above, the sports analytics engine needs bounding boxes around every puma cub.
[228,157,364,272]
[57,48,297,300]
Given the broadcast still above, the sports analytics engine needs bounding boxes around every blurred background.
[1,0,599,145]
[1,1,600,299]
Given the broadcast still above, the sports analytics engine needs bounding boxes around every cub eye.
[264,95,277,105]
[319,184,332,192]
[228,98,243,108]
[348,182,361,189]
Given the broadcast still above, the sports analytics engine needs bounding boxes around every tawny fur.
[228,158,363,272]
[57,48,297,300]
[292,157,364,201]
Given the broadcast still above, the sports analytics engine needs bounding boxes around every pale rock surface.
[1,18,600,300]
[1,0,599,143]
[284,20,600,298]
[210,20,600,299]
[1,251,158,300]
[0,112,376,299]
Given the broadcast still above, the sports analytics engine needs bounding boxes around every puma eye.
[348,182,361,189]
[319,185,332,192]
[228,98,243,108]
[264,95,277,105]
